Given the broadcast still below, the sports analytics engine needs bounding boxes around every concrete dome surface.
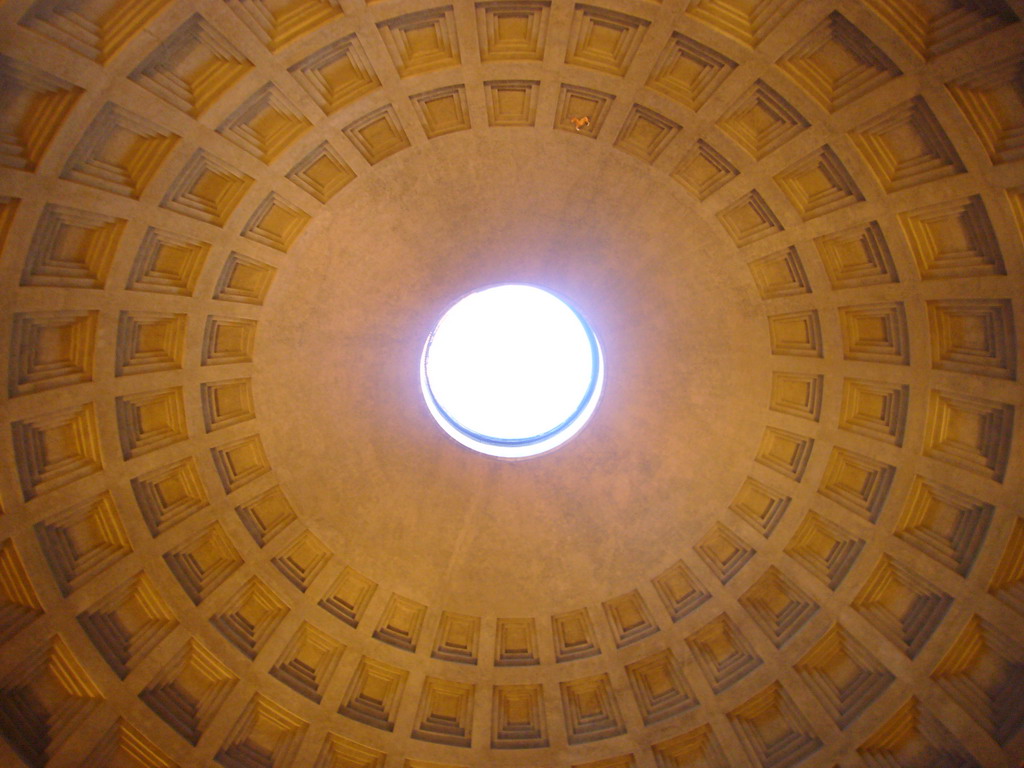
[0,0,1022,766]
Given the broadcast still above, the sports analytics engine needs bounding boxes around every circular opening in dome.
[421,284,604,458]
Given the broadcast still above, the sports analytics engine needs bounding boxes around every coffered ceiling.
[0,0,1022,766]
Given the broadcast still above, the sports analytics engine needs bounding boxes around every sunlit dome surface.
[421,285,603,458]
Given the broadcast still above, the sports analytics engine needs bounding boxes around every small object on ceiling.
[571,116,590,131]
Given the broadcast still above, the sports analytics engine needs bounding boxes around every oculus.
[420,284,603,458]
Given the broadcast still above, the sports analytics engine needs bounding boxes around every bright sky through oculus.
[421,285,602,458]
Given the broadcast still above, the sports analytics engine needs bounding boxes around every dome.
[0,0,1022,766]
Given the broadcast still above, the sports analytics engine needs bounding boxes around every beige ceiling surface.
[256,132,767,615]
[0,0,1022,767]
